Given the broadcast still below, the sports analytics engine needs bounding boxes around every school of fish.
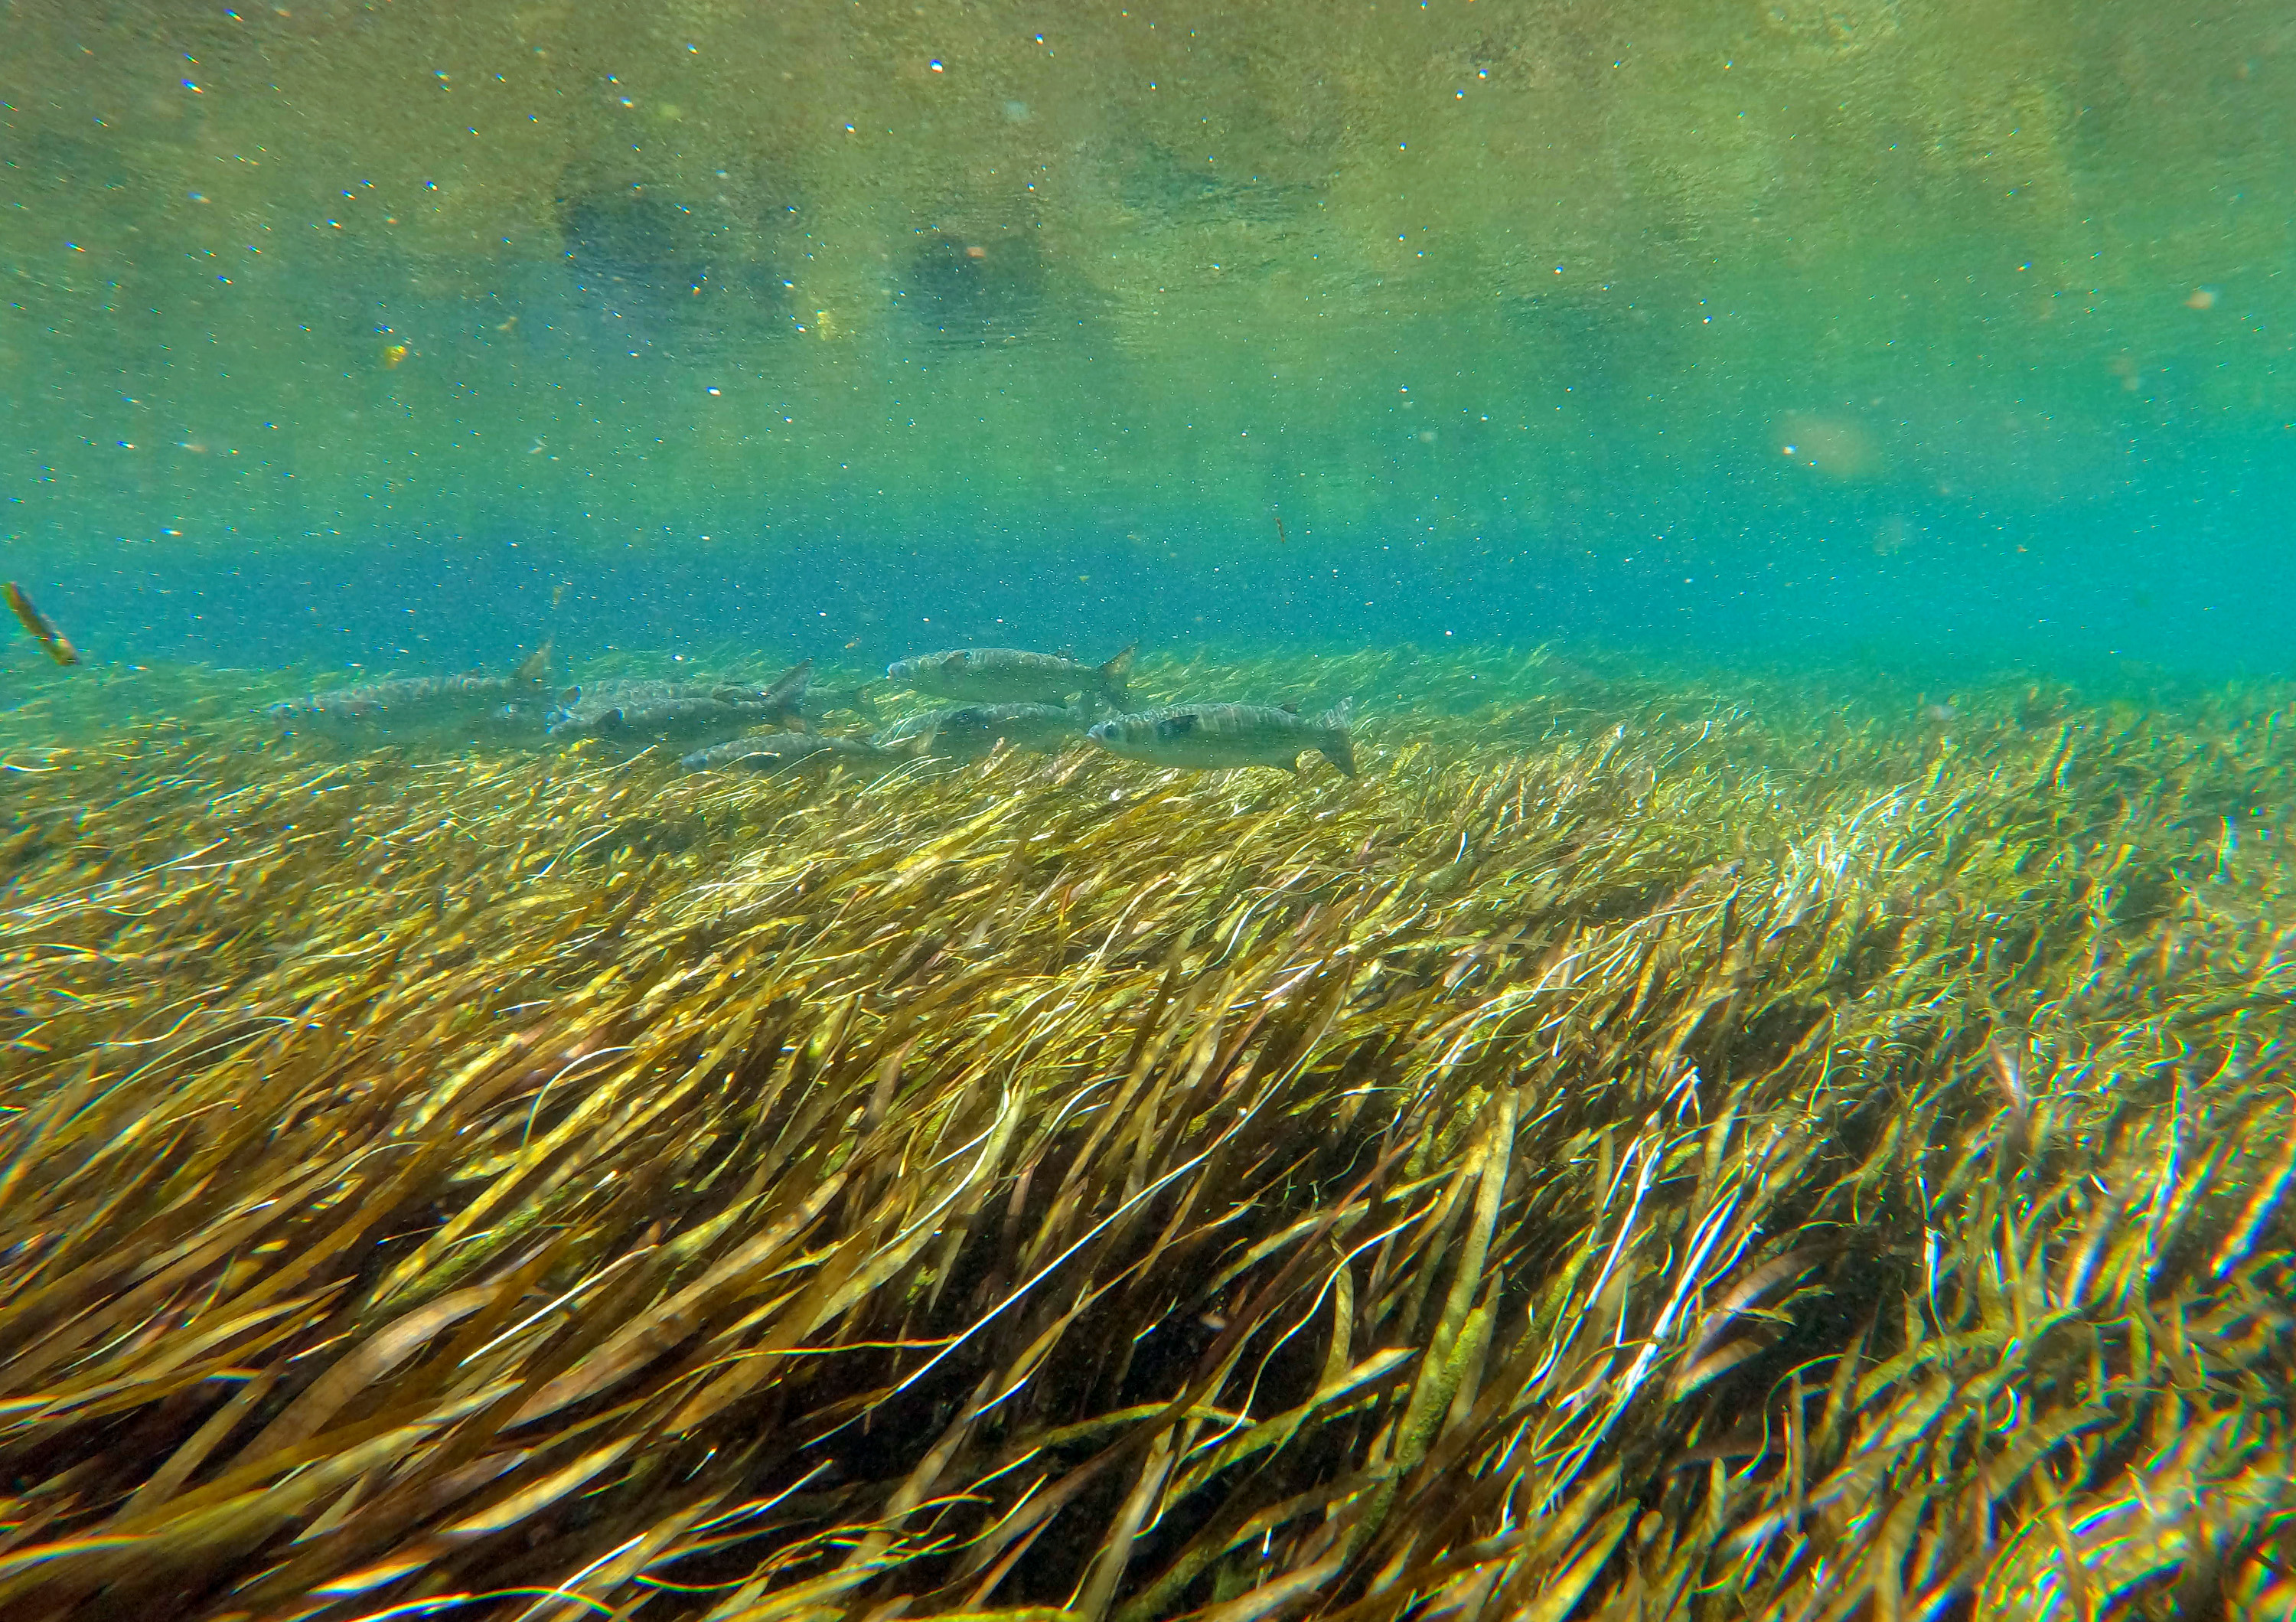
[254,637,1362,784]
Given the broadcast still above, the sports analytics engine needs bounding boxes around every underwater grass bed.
[2,648,2293,1620]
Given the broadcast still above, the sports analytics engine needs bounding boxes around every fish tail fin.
[1319,696,1358,778]
[1099,643,1137,707]
[514,640,553,684]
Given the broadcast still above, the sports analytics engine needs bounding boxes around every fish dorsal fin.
[1280,700,1300,714]
[765,658,813,703]
[514,640,553,682]
[559,685,582,704]
[1098,643,1137,707]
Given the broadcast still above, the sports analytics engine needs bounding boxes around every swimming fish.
[886,644,1133,707]
[269,643,553,731]
[872,700,1093,761]
[4,582,82,667]
[680,730,899,775]
[1088,698,1356,778]
[546,661,811,742]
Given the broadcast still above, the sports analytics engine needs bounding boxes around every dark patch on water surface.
[564,189,700,287]
[1502,288,1677,399]
[892,233,1051,348]
[1113,142,1317,227]
[549,170,794,357]
[11,127,136,199]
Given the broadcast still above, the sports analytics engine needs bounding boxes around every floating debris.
[3,580,81,667]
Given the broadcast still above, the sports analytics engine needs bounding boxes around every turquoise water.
[9,12,2296,1611]
[4,0,2294,684]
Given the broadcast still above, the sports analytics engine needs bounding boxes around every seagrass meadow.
[3,646,2295,1621]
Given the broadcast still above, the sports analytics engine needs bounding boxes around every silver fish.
[547,661,811,741]
[268,643,553,733]
[872,700,1091,760]
[1088,697,1356,778]
[681,730,898,775]
[885,644,1133,707]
